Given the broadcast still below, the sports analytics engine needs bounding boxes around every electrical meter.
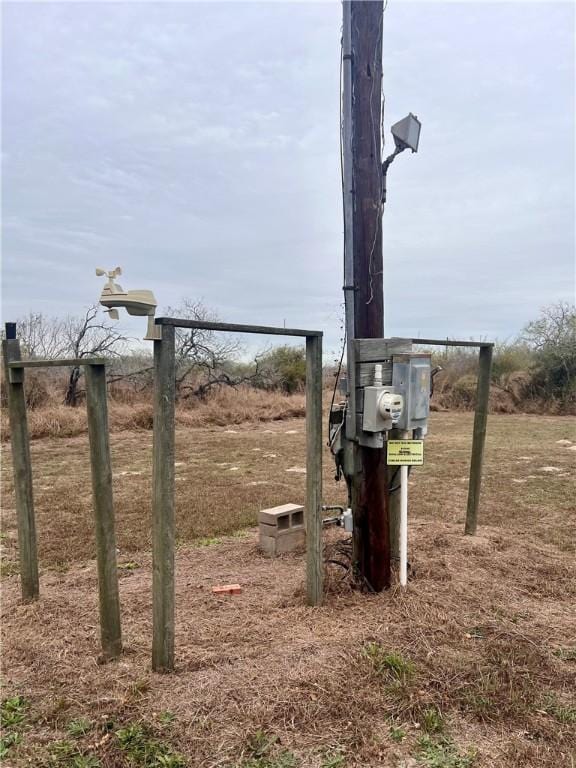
[362,386,403,433]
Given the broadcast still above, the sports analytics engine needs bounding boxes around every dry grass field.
[0,386,307,442]
[1,412,575,768]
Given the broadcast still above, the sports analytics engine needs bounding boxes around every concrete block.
[259,534,276,557]
[275,528,305,553]
[258,503,304,531]
[259,522,279,538]
[258,504,304,530]
[291,508,304,528]
[259,527,305,557]
[259,520,304,539]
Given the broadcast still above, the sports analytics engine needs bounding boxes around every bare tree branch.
[162,299,243,399]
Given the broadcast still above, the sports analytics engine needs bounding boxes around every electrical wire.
[327,327,346,446]
[327,28,349,446]
[366,6,385,307]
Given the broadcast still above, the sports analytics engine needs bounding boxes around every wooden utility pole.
[342,1,390,590]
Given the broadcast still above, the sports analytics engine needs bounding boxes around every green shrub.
[257,346,307,394]
[451,375,477,408]
[523,302,576,404]
[491,342,532,381]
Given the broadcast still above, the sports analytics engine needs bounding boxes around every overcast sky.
[2,1,574,359]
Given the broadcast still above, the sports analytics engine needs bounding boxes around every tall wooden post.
[346,0,390,590]
[305,334,323,606]
[2,328,39,601]
[151,324,176,672]
[465,344,493,535]
[85,363,122,660]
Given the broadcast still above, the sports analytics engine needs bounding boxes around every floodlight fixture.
[381,113,422,204]
[391,113,421,154]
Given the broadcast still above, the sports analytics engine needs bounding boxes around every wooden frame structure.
[151,318,323,672]
[411,338,494,536]
[3,319,490,673]
[2,328,122,660]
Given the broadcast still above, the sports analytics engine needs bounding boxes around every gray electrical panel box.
[391,354,431,432]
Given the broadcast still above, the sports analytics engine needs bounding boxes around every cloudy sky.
[2,1,574,358]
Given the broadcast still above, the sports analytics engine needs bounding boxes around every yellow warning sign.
[387,440,424,466]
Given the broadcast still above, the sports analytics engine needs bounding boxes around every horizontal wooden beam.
[412,339,494,348]
[156,318,322,338]
[8,358,106,369]
[354,338,412,363]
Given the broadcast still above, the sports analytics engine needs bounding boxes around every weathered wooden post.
[305,333,323,606]
[465,343,493,535]
[151,323,176,672]
[342,0,392,591]
[85,363,122,660]
[2,325,39,601]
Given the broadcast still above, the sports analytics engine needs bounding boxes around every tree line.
[4,301,575,413]
[5,299,309,408]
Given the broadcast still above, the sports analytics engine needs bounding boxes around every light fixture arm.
[381,145,405,204]
[382,112,422,203]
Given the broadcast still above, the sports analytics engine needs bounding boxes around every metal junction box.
[391,354,431,432]
[349,339,432,447]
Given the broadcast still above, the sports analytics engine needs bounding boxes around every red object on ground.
[212,584,242,595]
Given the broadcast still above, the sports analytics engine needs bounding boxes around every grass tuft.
[553,647,576,662]
[389,726,406,743]
[362,644,415,683]
[241,730,298,768]
[421,707,445,734]
[67,718,93,738]
[0,560,19,577]
[158,711,176,726]
[320,750,346,768]
[416,735,477,768]
[542,694,576,724]
[0,695,29,761]
[194,537,222,547]
[48,739,101,767]
[115,721,186,767]
[1,695,28,728]
[0,731,21,760]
